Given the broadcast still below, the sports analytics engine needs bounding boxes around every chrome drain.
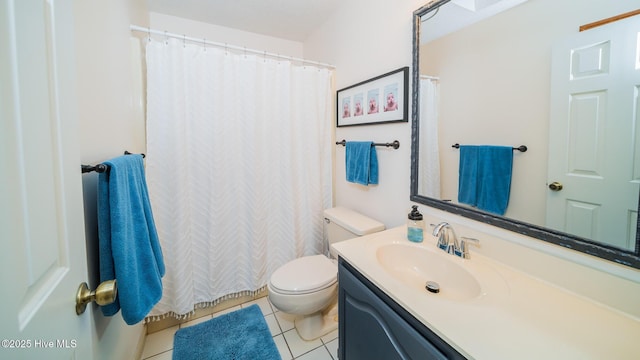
[425,281,440,294]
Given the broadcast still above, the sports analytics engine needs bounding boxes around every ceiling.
[421,0,528,43]
[147,0,343,42]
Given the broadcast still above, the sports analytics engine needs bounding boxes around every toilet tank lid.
[323,207,385,236]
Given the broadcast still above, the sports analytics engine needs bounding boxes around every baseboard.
[132,323,147,360]
[146,292,269,334]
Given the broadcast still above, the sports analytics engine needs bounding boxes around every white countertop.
[332,226,640,360]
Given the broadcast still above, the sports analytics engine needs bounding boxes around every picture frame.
[336,66,409,127]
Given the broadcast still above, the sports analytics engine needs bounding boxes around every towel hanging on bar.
[336,139,400,149]
[345,141,379,186]
[452,143,527,152]
[458,145,513,215]
[97,153,164,324]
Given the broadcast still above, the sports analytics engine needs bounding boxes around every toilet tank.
[324,207,385,257]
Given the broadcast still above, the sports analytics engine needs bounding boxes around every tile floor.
[140,296,338,360]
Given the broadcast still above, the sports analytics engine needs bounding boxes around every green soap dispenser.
[407,205,424,242]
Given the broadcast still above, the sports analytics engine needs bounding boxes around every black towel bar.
[336,139,400,149]
[81,151,146,173]
[452,143,527,152]
[124,151,146,158]
[81,164,109,174]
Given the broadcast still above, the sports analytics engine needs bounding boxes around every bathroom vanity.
[339,258,464,359]
[333,226,640,359]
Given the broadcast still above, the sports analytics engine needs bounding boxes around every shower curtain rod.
[420,75,440,80]
[130,25,336,69]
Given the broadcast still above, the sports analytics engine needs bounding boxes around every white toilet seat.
[269,255,337,295]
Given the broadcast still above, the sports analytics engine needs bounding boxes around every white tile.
[267,296,276,308]
[296,346,334,360]
[140,325,178,359]
[282,329,323,358]
[264,295,276,313]
[272,334,293,360]
[325,338,339,360]
[143,349,173,360]
[274,311,296,332]
[320,329,338,344]
[241,296,273,315]
[264,313,282,336]
[180,314,212,328]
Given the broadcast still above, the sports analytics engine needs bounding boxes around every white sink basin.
[376,243,483,301]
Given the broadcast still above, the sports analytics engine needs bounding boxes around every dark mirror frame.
[410,0,640,269]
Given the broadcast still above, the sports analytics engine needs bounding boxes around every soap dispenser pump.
[407,205,424,243]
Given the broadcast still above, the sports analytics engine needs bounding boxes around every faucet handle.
[456,237,480,259]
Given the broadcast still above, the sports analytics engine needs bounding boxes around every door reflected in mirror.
[411,0,640,267]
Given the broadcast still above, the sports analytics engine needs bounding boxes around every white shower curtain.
[419,77,441,198]
[144,38,333,319]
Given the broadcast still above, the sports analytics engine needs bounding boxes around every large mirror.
[410,0,640,268]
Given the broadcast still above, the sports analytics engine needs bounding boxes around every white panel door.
[546,16,640,250]
[0,0,92,358]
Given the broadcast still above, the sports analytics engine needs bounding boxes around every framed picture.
[336,67,409,127]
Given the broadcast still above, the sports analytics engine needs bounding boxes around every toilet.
[268,207,385,340]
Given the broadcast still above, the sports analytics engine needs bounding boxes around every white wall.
[74,0,148,358]
[305,0,428,229]
[149,13,304,59]
[422,1,549,225]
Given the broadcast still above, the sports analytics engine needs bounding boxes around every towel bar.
[81,151,146,173]
[336,139,400,149]
[452,143,527,152]
[81,164,109,173]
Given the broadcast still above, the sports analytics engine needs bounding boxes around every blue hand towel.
[97,154,165,325]
[345,141,378,186]
[458,145,513,215]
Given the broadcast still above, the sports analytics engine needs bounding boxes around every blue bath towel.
[345,141,378,185]
[97,154,165,325]
[458,145,513,215]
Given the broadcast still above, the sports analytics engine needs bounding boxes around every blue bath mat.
[172,304,281,360]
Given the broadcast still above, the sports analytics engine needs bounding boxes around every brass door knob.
[548,182,563,191]
[76,280,117,315]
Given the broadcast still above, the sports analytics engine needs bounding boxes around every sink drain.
[425,281,440,294]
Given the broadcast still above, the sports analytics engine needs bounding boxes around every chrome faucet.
[431,222,480,259]
[432,222,459,255]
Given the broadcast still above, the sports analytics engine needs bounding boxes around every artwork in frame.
[337,67,409,127]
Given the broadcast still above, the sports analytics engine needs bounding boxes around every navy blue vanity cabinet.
[338,258,466,360]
